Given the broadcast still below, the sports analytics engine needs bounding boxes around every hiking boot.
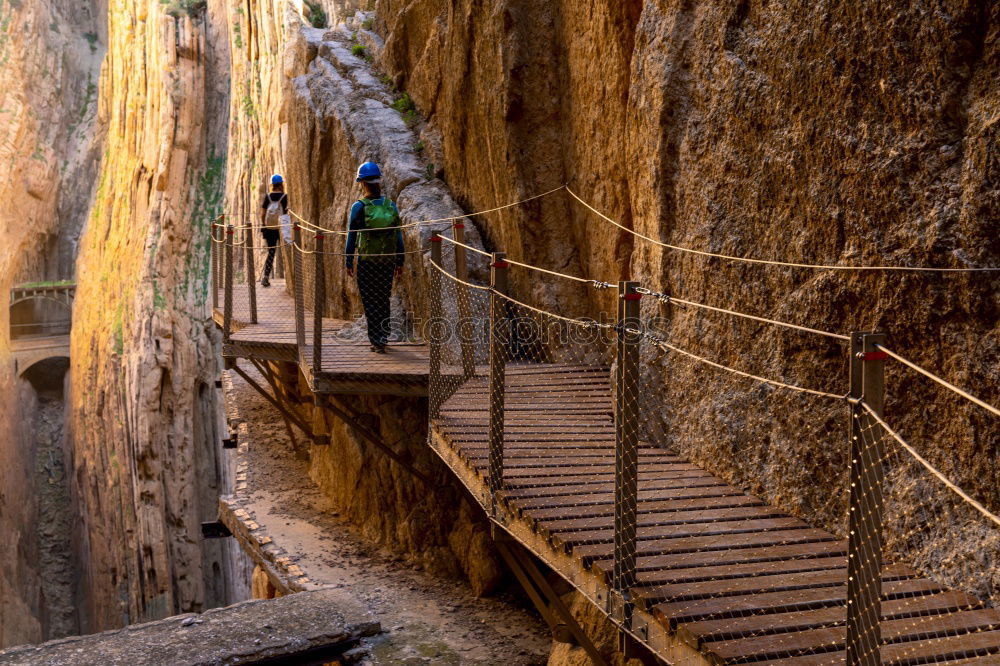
[370,344,387,354]
[261,277,270,287]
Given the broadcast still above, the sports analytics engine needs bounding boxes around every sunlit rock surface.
[1,0,998,656]
[0,0,102,646]
[67,0,236,635]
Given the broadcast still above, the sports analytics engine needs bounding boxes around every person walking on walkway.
[345,162,404,353]
[259,174,288,288]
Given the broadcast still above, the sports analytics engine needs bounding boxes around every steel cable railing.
[566,185,1000,273]
[212,186,1000,664]
[421,240,1000,665]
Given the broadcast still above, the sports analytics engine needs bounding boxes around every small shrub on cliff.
[303,1,327,28]
[414,140,425,154]
[162,0,206,19]
[241,93,255,118]
[362,17,374,31]
[351,43,366,58]
[392,92,420,125]
[392,93,414,113]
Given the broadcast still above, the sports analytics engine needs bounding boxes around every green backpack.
[357,198,400,257]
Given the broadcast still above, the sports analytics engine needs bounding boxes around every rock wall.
[223,1,499,593]
[1,0,990,653]
[0,0,103,647]
[67,0,233,634]
[309,392,501,595]
[374,0,1000,596]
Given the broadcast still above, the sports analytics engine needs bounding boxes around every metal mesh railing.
[212,194,1000,664]
[423,230,1000,665]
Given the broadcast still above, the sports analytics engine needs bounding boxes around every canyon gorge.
[0,0,997,663]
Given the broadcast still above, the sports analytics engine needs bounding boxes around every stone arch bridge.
[8,282,74,377]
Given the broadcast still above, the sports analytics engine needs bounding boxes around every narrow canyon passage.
[20,357,78,641]
[0,0,996,662]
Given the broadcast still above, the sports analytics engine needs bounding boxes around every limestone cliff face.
[223,1,498,592]
[375,0,1000,595]
[0,0,102,646]
[68,0,232,633]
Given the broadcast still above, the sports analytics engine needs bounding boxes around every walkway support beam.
[488,252,508,517]
[428,235,443,419]
[453,221,476,380]
[613,280,640,628]
[313,233,325,376]
[846,331,886,666]
[494,539,609,666]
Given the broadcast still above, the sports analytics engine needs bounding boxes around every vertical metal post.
[293,225,306,352]
[313,233,325,376]
[846,331,887,666]
[488,252,509,517]
[429,235,444,419]
[212,219,220,310]
[613,280,640,628]
[245,223,258,324]
[453,221,476,379]
[222,225,235,344]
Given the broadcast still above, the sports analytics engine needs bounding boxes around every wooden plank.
[634,563,917,609]
[503,477,733,502]
[502,472,723,493]
[443,398,608,408]
[676,591,984,649]
[460,454,685,470]
[471,468,713,489]
[761,629,1000,664]
[650,578,944,629]
[633,555,848,588]
[526,494,763,523]
[556,517,810,552]
[444,377,610,390]
[505,363,610,376]
[458,446,662,458]
[442,427,613,437]
[575,529,841,567]
[510,485,743,512]
[457,387,613,397]
[537,505,783,535]
[703,608,1000,664]
[447,393,612,402]
[591,541,850,580]
[501,462,686,478]
[441,418,611,426]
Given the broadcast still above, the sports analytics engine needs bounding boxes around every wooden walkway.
[214,281,429,395]
[211,267,1000,663]
[428,363,1000,665]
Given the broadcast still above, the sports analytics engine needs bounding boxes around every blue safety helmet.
[271,174,283,185]
[356,162,382,182]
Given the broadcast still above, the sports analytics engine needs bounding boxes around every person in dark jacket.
[345,162,404,353]
[259,174,288,287]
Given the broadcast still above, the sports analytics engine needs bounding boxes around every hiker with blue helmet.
[345,162,404,353]
[259,174,288,287]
